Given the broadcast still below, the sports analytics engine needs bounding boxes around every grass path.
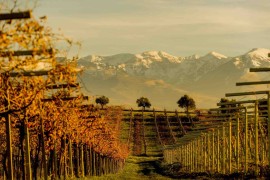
[88,110,179,179]
[90,156,171,180]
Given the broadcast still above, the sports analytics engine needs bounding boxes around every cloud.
[33,0,270,56]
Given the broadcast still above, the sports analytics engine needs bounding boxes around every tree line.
[95,94,196,113]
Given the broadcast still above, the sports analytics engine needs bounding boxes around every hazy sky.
[33,0,270,57]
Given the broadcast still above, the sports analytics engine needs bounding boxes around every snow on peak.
[245,48,270,60]
[139,51,162,61]
[136,51,180,63]
[204,51,228,59]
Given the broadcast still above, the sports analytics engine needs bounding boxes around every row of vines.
[164,108,269,175]
[125,109,191,156]
[0,3,128,180]
[163,58,270,176]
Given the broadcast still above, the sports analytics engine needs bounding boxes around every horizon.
[78,47,268,58]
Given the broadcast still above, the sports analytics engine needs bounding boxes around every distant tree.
[95,96,109,109]
[219,98,239,114]
[136,97,151,110]
[219,98,230,114]
[177,94,196,113]
[177,94,196,126]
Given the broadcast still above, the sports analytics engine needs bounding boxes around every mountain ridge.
[78,48,270,109]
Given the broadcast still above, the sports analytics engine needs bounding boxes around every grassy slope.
[86,109,197,179]
[89,110,172,179]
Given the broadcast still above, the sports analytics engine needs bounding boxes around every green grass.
[81,109,199,179]
[88,156,171,180]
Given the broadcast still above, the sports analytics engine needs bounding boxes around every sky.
[30,0,270,57]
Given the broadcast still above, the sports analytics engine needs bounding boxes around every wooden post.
[222,122,226,174]
[217,128,220,173]
[0,11,31,20]
[194,141,196,172]
[186,144,189,171]
[188,143,191,171]
[200,136,203,172]
[80,145,85,177]
[75,144,79,177]
[128,109,133,145]
[191,141,193,172]
[236,113,240,172]
[84,146,89,176]
[175,110,186,135]
[195,140,198,172]
[3,76,13,180]
[255,101,259,175]
[244,107,248,173]
[212,131,215,172]
[200,136,204,172]
[184,145,186,169]
[93,151,96,176]
[165,109,176,143]
[68,140,73,177]
[207,133,211,172]
[63,136,67,179]
[184,146,186,170]
[142,109,147,155]
[53,144,58,179]
[204,135,207,172]
[89,147,93,176]
[267,91,270,167]
[186,145,188,170]
[228,118,232,174]
[39,115,48,180]
[103,156,107,175]
[96,153,100,176]
[153,109,163,146]
[24,114,32,180]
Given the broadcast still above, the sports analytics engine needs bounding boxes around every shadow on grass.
[157,162,270,179]
[137,157,166,177]
[138,160,158,176]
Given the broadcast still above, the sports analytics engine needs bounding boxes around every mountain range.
[77,48,270,109]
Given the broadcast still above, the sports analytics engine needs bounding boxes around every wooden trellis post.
[228,118,232,174]
[222,122,226,174]
[267,90,270,166]
[0,11,32,180]
[210,105,250,174]
[1,12,56,180]
[3,79,13,180]
[236,67,270,167]
[212,131,215,172]
[244,107,248,173]
[153,109,163,146]
[255,101,259,175]
[236,113,240,171]
[164,109,176,143]
[142,109,147,155]
[175,110,186,135]
[217,127,220,173]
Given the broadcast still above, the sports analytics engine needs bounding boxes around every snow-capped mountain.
[79,50,231,83]
[78,48,270,109]
[190,48,270,96]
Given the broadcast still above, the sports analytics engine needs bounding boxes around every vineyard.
[0,6,127,180]
[1,2,270,180]
[162,69,270,178]
[118,92,270,179]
